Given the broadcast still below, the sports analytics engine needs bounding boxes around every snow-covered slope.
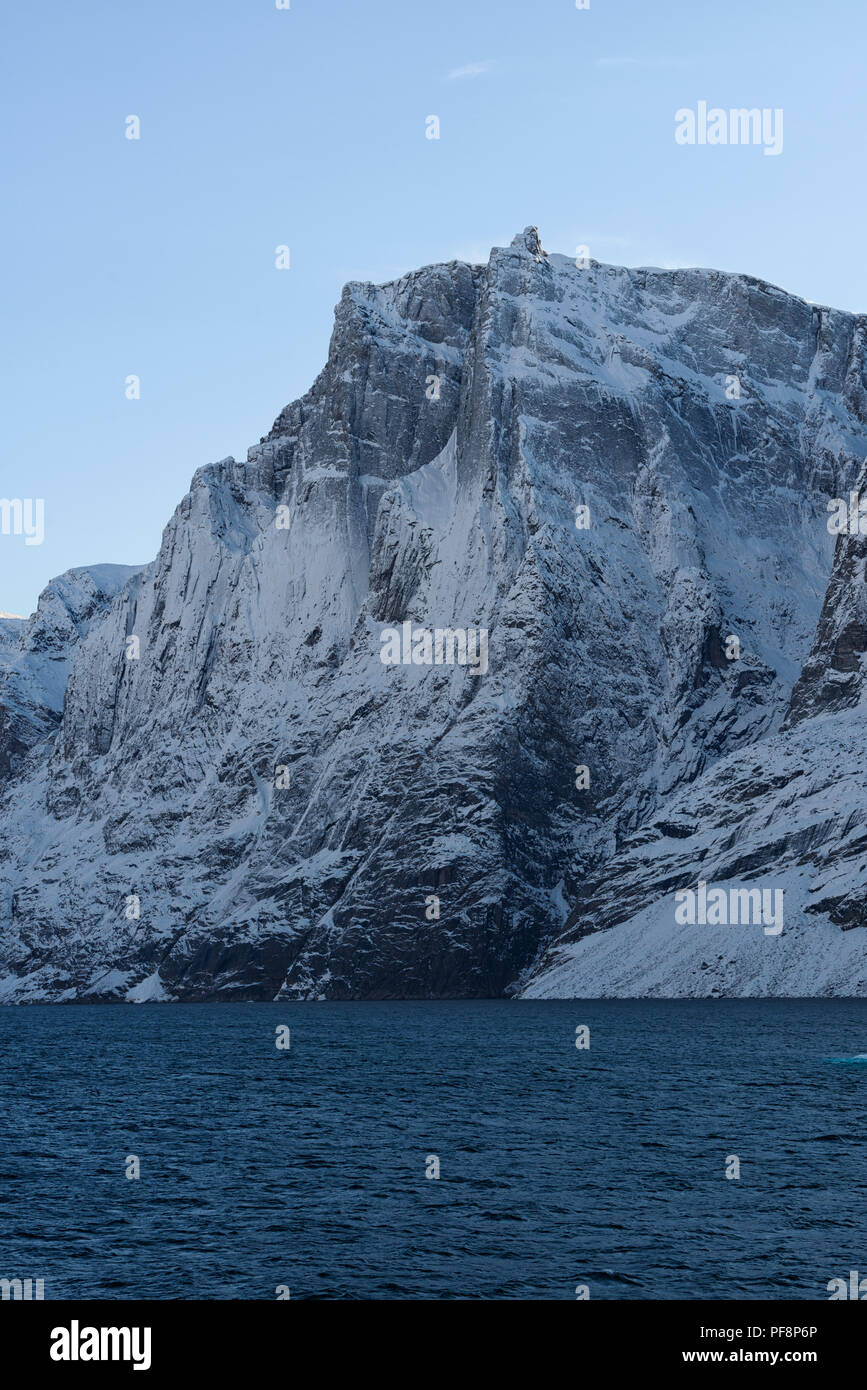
[2,228,867,1001]
[520,707,867,998]
[0,565,140,782]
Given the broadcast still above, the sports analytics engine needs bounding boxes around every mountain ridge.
[2,227,867,1001]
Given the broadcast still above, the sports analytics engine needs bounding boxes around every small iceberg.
[827,1054,867,1064]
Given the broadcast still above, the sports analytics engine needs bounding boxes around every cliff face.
[2,229,867,1001]
[0,565,140,783]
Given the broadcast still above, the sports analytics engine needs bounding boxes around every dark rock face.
[786,463,867,725]
[2,229,867,1001]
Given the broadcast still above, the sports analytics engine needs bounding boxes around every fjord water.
[1,1000,866,1301]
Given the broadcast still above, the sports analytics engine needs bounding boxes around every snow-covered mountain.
[0,565,140,783]
[2,227,867,1002]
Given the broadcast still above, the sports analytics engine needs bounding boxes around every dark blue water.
[2,999,866,1300]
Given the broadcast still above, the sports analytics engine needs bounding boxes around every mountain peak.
[2,231,867,1002]
[510,225,545,256]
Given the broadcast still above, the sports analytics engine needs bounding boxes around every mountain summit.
[2,231,867,1001]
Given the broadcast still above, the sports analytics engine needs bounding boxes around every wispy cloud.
[446,60,493,81]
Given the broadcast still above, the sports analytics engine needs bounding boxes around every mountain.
[0,566,140,783]
[1,228,866,1002]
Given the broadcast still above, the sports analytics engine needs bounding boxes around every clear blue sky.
[2,0,865,616]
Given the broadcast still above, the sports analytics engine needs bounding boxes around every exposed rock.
[0,566,140,782]
[2,230,867,1001]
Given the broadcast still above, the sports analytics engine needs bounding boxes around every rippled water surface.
[2,999,866,1299]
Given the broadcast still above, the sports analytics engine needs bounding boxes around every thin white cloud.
[446,60,493,81]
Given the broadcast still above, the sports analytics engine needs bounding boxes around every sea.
[1,998,866,1300]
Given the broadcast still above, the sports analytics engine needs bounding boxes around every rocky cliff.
[2,228,866,1001]
[0,566,139,783]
